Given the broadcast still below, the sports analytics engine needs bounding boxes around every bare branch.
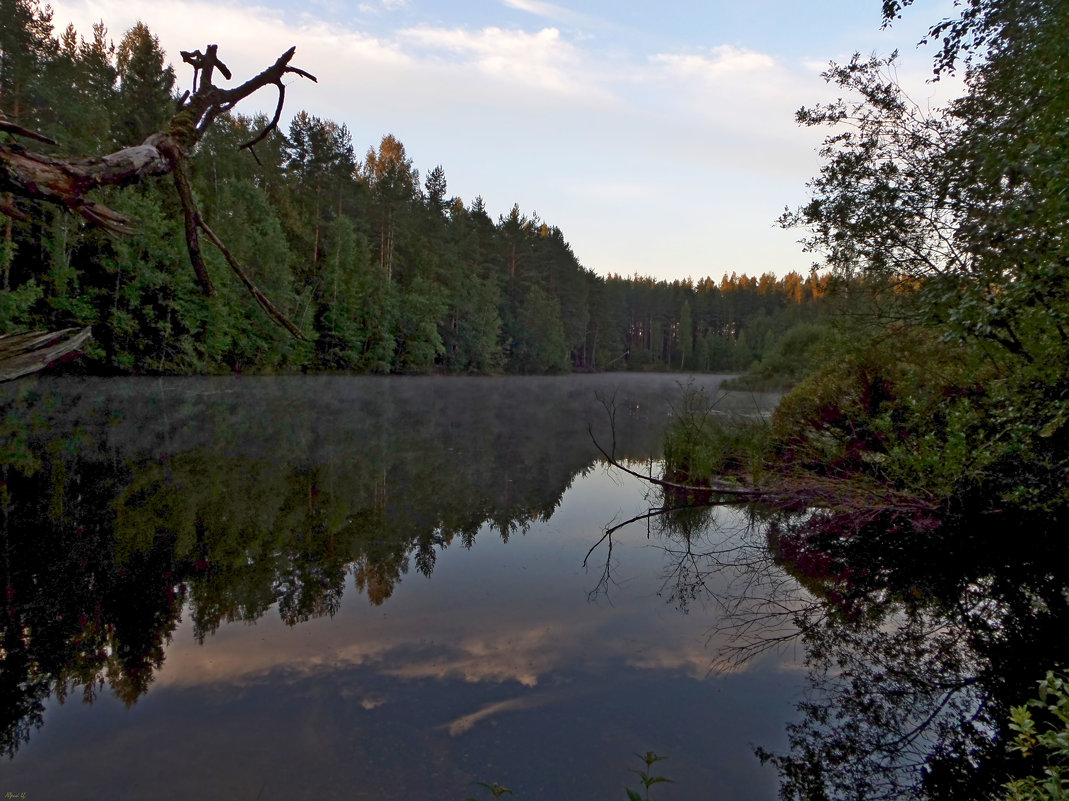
[198,220,306,340]
[0,118,58,145]
[0,44,316,340]
[169,152,214,295]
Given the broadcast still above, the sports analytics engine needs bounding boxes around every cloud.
[503,0,565,17]
[49,0,410,87]
[356,0,407,12]
[440,692,560,736]
[500,0,599,29]
[399,24,588,96]
[43,0,844,280]
[155,599,756,691]
[652,45,777,80]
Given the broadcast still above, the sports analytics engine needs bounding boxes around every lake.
[0,374,804,800]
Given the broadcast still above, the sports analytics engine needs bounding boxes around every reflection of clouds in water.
[156,455,805,693]
[628,648,748,678]
[441,691,562,736]
[157,607,790,692]
[379,626,564,687]
[160,618,596,689]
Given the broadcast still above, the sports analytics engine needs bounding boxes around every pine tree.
[362,134,419,282]
[113,22,175,146]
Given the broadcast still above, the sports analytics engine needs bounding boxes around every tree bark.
[0,44,316,348]
[0,327,92,381]
[0,47,313,233]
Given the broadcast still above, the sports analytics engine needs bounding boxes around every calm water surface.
[1,374,803,800]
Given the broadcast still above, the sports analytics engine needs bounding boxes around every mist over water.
[1,374,797,800]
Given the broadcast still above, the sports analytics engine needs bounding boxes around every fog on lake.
[1,374,803,800]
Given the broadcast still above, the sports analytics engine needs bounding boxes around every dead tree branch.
[0,327,93,381]
[0,44,316,340]
[586,422,768,500]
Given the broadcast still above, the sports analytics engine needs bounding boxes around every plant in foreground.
[627,751,673,801]
[467,781,512,800]
[1004,672,1069,801]
[465,750,673,800]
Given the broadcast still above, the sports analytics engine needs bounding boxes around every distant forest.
[0,7,828,375]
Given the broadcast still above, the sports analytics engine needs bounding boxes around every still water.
[0,374,803,800]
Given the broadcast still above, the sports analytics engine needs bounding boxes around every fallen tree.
[0,327,92,381]
[0,43,315,379]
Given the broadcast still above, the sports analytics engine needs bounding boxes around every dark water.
[0,375,801,800]
[7,375,1061,801]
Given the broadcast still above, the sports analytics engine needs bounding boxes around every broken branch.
[0,45,316,340]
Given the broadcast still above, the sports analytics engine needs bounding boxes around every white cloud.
[502,0,601,31]
[399,25,587,96]
[49,0,410,88]
[653,45,777,80]
[503,0,564,17]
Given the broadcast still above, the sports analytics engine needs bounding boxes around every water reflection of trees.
[762,505,1069,801]
[585,493,814,667]
[595,486,1069,800]
[0,374,706,756]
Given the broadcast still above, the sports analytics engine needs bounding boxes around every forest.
[4,0,1069,798]
[0,2,827,377]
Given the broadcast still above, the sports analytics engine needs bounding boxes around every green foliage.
[723,320,831,391]
[1004,673,1069,801]
[113,21,175,146]
[447,274,504,373]
[0,8,828,378]
[0,280,42,332]
[315,214,372,368]
[772,3,1069,513]
[97,188,200,371]
[395,275,446,373]
[767,323,996,496]
[466,781,513,801]
[509,285,569,374]
[664,382,770,484]
[203,179,307,370]
[627,751,673,801]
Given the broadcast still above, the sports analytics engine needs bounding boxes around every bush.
[1004,672,1069,801]
[663,383,769,484]
[767,323,992,495]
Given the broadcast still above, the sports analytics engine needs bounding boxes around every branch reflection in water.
[589,444,1069,801]
[584,477,814,673]
[2,373,798,801]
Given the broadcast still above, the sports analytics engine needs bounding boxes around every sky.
[48,0,963,283]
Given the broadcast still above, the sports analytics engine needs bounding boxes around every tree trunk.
[0,327,92,381]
